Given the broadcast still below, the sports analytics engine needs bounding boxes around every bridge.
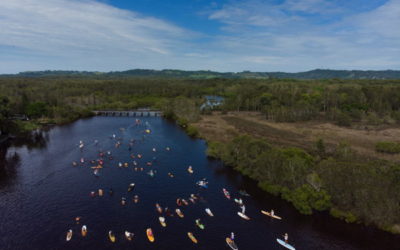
[92,110,163,117]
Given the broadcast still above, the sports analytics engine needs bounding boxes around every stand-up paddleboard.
[277,239,295,250]
[234,198,243,205]
[176,208,184,218]
[146,228,155,242]
[125,231,134,241]
[159,217,167,227]
[261,210,282,220]
[195,219,205,229]
[108,231,116,243]
[226,237,239,250]
[81,225,87,237]
[66,230,73,241]
[187,232,198,244]
[237,212,250,220]
[223,188,231,199]
[156,203,163,213]
[205,208,214,217]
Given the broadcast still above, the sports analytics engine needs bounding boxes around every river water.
[0,117,399,250]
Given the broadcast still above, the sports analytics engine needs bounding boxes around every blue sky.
[0,0,398,73]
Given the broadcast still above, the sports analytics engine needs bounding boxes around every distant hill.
[1,69,400,79]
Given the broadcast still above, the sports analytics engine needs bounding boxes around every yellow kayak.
[108,231,116,243]
[81,225,87,237]
[146,228,155,242]
[187,232,198,244]
[159,217,167,227]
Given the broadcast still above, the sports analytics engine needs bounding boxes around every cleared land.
[193,112,400,162]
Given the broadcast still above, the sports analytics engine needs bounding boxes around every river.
[0,116,398,249]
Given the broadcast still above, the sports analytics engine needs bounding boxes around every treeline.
[207,135,400,233]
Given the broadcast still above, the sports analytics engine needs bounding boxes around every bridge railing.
[92,110,163,117]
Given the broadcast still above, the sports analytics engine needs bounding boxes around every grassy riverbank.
[191,112,400,234]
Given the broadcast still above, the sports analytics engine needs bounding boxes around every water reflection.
[0,130,48,188]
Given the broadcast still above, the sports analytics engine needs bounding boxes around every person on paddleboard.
[230,232,235,240]
[271,209,275,216]
[284,233,289,243]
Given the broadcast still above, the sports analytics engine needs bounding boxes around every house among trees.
[200,95,224,110]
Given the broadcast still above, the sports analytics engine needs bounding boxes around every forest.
[1,76,400,233]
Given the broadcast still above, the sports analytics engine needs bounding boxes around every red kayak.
[223,188,231,199]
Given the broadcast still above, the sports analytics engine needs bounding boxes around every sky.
[0,0,399,73]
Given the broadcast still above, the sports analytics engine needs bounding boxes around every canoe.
[205,208,214,217]
[187,232,198,244]
[277,239,295,250]
[108,231,116,243]
[226,237,239,250]
[81,225,87,237]
[237,212,250,220]
[159,217,166,227]
[146,228,155,242]
[195,219,205,229]
[66,230,72,241]
[261,210,282,220]
[125,231,134,241]
[223,188,231,199]
[176,208,184,218]
[156,203,163,213]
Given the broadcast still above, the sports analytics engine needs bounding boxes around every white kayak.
[277,239,295,250]
[237,212,250,220]
[226,237,239,250]
[125,231,134,241]
[205,208,214,217]
[66,229,73,241]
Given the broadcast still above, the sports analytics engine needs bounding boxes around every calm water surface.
[0,117,399,250]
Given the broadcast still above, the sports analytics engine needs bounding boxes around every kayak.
[237,212,250,220]
[125,231,134,241]
[93,169,100,176]
[261,210,282,220]
[187,232,198,244]
[226,237,239,250]
[176,198,182,206]
[108,231,116,243]
[98,189,103,196]
[128,183,135,192]
[205,208,214,217]
[146,228,155,242]
[156,203,163,213]
[223,188,231,199]
[159,217,167,227]
[188,167,193,174]
[176,208,184,218]
[81,225,87,237]
[195,219,205,229]
[182,199,189,206]
[133,195,139,203]
[277,239,295,250]
[66,229,72,241]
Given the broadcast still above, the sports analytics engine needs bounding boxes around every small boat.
[277,239,295,250]
[205,208,214,217]
[81,225,87,237]
[195,219,205,229]
[176,208,184,218]
[66,229,73,241]
[108,231,116,243]
[237,212,250,220]
[146,228,155,242]
[226,237,239,250]
[159,217,166,227]
[261,210,282,220]
[125,231,134,241]
[187,232,198,244]
[156,203,163,213]
[128,183,135,192]
[223,188,231,199]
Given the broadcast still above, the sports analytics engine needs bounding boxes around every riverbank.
[190,111,400,234]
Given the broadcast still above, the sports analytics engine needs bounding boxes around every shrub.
[375,141,400,154]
